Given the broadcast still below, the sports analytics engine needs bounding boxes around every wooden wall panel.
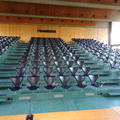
[0,23,108,43]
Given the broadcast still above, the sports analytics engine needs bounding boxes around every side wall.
[0,23,108,43]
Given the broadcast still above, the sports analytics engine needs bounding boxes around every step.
[0,69,15,71]
[3,63,18,65]
[102,82,119,85]
[102,89,120,97]
[103,92,120,97]
[6,58,20,61]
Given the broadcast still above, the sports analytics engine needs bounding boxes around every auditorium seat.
[0,36,20,55]
[73,38,120,96]
[0,37,120,100]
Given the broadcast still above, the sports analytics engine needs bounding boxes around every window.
[111,22,120,45]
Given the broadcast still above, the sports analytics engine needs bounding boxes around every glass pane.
[111,22,120,45]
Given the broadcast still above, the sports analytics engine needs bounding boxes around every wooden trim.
[0,16,96,26]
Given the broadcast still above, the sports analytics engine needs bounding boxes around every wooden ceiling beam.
[0,13,118,22]
[0,15,96,26]
[61,0,120,6]
[2,0,120,10]
[0,1,117,20]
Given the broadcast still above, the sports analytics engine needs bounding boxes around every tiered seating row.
[0,36,20,55]
[0,42,28,90]
[6,38,120,92]
[73,38,120,69]
[0,37,120,99]
[73,38,120,96]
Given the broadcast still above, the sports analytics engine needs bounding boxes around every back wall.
[0,23,108,43]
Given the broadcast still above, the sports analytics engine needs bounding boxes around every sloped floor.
[1,90,120,115]
[1,40,120,117]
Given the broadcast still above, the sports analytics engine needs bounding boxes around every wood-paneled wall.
[0,23,108,43]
